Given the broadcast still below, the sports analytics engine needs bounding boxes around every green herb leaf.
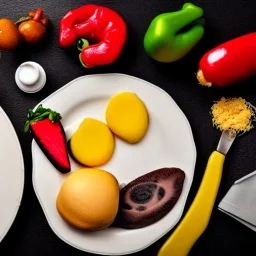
[15,16,31,25]
[24,120,30,133]
[24,104,62,133]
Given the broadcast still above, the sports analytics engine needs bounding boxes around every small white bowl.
[15,61,46,93]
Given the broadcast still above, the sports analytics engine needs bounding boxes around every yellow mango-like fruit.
[70,118,115,167]
[56,168,119,230]
[106,92,149,143]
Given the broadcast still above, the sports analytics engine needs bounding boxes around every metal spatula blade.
[217,130,236,155]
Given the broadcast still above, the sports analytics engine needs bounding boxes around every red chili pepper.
[197,32,256,87]
[59,4,127,68]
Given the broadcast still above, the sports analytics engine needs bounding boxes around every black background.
[1,0,256,255]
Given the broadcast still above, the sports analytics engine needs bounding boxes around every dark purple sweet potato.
[113,167,185,229]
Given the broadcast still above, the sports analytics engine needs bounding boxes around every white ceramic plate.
[32,74,196,255]
[0,107,24,242]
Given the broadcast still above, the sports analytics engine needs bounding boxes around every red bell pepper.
[197,32,256,87]
[59,4,127,68]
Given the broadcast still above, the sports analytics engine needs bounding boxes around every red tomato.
[18,20,46,44]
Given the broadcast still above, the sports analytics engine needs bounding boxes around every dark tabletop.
[1,0,256,255]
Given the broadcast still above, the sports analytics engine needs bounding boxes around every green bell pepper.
[144,2,205,63]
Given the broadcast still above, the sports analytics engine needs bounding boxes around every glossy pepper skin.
[59,4,127,68]
[144,3,204,63]
[197,32,256,87]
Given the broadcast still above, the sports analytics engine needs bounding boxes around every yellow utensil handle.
[158,151,225,256]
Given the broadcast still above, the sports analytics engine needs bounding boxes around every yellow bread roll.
[69,118,115,167]
[56,168,119,230]
[106,92,149,143]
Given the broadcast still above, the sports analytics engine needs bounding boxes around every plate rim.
[0,107,25,243]
[32,73,197,255]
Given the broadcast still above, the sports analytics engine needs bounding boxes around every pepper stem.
[77,38,89,51]
[77,38,90,68]
[197,69,212,87]
[79,53,88,68]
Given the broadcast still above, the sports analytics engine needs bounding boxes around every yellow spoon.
[158,130,235,256]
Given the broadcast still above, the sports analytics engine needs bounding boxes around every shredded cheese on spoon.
[211,97,255,135]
